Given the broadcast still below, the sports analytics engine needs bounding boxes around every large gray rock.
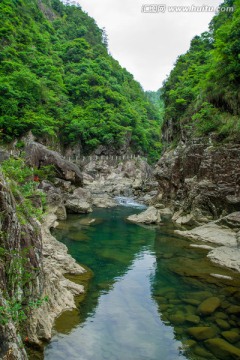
[92,195,117,208]
[208,246,240,272]
[175,223,237,246]
[65,187,93,213]
[65,198,92,214]
[26,141,82,186]
[216,212,240,230]
[39,180,62,206]
[127,206,162,224]
[73,187,92,203]
[55,205,67,220]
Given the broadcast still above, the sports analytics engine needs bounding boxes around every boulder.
[55,205,67,221]
[127,206,161,224]
[226,305,240,315]
[205,338,240,359]
[176,214,195,226]
[92,195,117,208]
[175,223,237,246]
[215,319,231,330]
[26,141,82,186]
[222,331,240,344]
[185,315,200,324]
[168,313,185,325]
[208,247,240,272]
[193,346,213,358]
[216,212,240,230]
[197,297,221,316]
[188,327,217,341]
[159,207,173,220]
[39,180,62,207]
[54,178,73,192]
[73,187,92,203]
[65,198,92,214]
[182,298,201,306]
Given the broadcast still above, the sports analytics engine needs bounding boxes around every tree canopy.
[161,0,240,143]
[0,0,162,160]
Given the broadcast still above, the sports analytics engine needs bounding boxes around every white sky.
[77,0,224,91]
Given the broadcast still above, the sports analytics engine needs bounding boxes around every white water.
[115,196,147,209]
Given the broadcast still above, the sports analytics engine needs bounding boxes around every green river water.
[44,206,240,360]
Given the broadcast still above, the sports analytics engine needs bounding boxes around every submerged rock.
[181,339,196,349]
[226,305,240,315]
[168,313,185,325]
[185,315,200,324]
[188,327,217,340]
[78,218,96,226]
[205,338,240,359]
[193,345,213,358]
[127,206,161,224]
[197,297,221,316]
[182,298,201,306]
[221,331,240,344]
[215,319,231,330]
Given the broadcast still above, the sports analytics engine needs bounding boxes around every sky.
[77,0,224,91]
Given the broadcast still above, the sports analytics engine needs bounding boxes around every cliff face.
[0,161,85,358]
[154,141,240,224]
[0,171,45,358]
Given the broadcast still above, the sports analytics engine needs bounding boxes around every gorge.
[0,0,240,359]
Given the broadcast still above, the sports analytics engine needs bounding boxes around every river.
[44,204,240,360]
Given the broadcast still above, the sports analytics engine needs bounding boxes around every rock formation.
[154,141,240,224]
[0,170,85,357]
[25,141,83,186]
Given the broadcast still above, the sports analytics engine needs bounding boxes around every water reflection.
[46,250,186,360]
[44,208,240,360]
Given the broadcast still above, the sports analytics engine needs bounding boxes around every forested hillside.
[145,89,164,121]
[0,0,161,159]
[162,0,240,143]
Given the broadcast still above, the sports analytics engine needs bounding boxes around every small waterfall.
[115,196,147,209]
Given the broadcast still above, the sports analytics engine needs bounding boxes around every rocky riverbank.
[1,137,240,358]
[28,208,85,346]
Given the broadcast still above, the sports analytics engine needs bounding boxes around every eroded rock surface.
[26,141,83,186]
[127,206,162,224]
[175,223,237,246]
[0,171,85,356]
[154,142,240,223]
[29,210,85,344]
